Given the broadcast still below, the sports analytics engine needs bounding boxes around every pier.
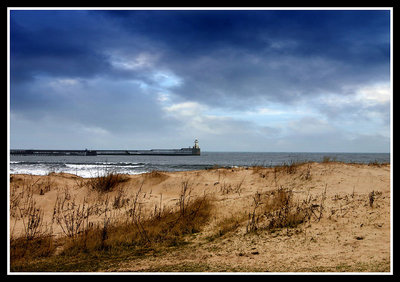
[10,148,200,156]
[10,140,201,156]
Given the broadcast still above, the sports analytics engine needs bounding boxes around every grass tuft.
[87,170,129,192]
[61,193,213,256]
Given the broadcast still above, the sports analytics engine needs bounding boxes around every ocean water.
[9,152,390,178]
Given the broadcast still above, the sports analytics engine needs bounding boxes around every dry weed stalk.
[151,194,163,220]
[37,176,55,195]
[220,182,232,195]
[10,184,23,219]
[246,186,327,235]
[246,191,263,233]
[300,164,312,180]
[52,188,94,238]
[368,190,382,208]
[125,181,144,223]
[113,186,130,209]
[18,200,44,240]
[73,177,87,189]
[220,178,245,196]
[16,185,46,240]
[235,178,245,196]
[119,181,152,243]
[318,184,327,220]
[179,179,193,217]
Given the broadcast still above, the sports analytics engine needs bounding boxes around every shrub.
[52,192,93,238]
[368,190,382,207]
[246,187,318,234]
[16,185,46,241]
[61,191,213,254]
[87,170,129,192]
[322,156,337,163]
[263,188,305,230]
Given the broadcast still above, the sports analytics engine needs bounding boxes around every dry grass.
[246,186,325,235]
[60,192,213,256]
[141,170,170,186]
[12,177,210,257]
[206,214,246,242]
[9,162,390,272]
[10,235,56,269]
[52,190,94,238]
[219,177,245,196]
[87,170,129,192]
[10,178,214,271]
[11,182,50,241]
[322,156,337,163]
[369,190,383,208]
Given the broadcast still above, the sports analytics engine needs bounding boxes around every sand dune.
[9,162,391,272]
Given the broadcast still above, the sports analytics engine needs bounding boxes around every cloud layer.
[10,9,391,152]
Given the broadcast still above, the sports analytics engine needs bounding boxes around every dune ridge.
[9,161,391,272]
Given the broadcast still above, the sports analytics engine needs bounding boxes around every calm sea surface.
[9,152,390,178]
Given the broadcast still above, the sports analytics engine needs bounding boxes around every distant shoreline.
[9,151,390,179]
[9,159,391,178]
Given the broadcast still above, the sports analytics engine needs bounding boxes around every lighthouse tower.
[192,139,200,155]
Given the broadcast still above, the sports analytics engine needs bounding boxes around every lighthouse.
[192,139,200,155]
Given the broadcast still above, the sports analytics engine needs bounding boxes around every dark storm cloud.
[11,10,390,105]
[10,10,115,84]
[9,9,391,151]
[98,9,389,58]
[94,9,390,108]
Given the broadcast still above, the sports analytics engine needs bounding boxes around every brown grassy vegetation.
[142,170,169,185]
[9,163,391,272]
[60,193,213,256]
[87,170,129,192]
[10,172,213,271]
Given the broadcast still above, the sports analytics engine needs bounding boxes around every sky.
[9,8,391,152]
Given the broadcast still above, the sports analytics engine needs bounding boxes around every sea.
[9,152,390,178]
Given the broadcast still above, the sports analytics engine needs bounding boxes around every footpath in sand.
[9,162,391,272]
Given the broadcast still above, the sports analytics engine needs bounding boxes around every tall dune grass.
[87,170,129,192]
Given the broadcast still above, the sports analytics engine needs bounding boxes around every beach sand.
[9,162,391,272]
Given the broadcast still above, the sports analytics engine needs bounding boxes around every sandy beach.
[9,161,391,272]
